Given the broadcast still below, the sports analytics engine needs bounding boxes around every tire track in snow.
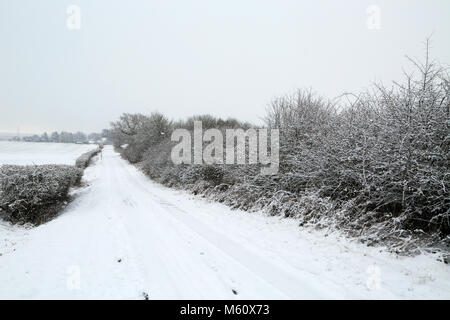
[105,149,341,299]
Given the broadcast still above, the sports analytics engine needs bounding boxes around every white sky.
[0,0,449,134]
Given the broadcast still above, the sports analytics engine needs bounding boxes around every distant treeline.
[112,44,449,254]
[10,129,110,144]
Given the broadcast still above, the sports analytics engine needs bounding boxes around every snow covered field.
[0,146,449,299]
[0,141,97,166]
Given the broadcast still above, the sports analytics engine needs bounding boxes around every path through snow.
[0,146,449,299]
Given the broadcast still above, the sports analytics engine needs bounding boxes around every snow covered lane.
[0,146,449,299]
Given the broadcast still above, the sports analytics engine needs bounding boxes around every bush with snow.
[75,148,101,169]
[0,165,82,224]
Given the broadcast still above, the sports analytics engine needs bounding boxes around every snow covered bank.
[0,147,448,299]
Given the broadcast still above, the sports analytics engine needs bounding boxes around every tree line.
[11,129,110,144]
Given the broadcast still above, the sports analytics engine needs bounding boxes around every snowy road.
[1,146,449,299]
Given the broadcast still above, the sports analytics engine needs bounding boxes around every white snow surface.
[0,141,97,166]
[0,146,449,299]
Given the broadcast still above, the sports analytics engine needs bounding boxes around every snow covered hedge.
[0,165,82,224]
[111,47,450,255]
[75,148,101,169]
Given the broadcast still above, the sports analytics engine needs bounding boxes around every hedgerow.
[110,45,450,255]
[75,147,101,169]
[0,165,83,224]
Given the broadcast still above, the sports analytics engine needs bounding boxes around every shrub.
[200,166,224,185]
[0,165,82,224]
[140,139,174,179]
[75,148,101,169]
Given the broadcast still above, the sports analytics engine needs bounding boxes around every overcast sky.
[0,0,449,134]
